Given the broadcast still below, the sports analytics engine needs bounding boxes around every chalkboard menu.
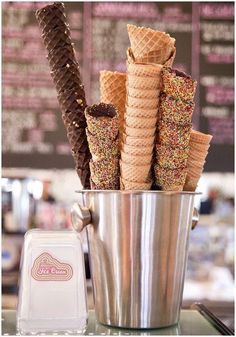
[2,2,234,172]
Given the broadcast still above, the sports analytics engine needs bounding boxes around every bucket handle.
[71,203,91,232]
[71,203,200,232]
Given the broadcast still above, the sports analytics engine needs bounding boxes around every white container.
[17,229,88,335]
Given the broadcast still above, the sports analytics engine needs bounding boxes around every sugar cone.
[120,177,152,190]
[125,115,157,129]
[127,75,161,90]
[123,133,154,147]
[127,24,175,65]
[127,96,159,109]
[122,143,153,156]
[126,105,158,118]
[120,160,151,183]
[190,130,213,145]
[127,61,162,77]
[128,87,159,99]
[121,150,152,165]
[125,125,156,138]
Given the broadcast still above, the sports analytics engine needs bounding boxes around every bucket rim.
[75,189,201,195]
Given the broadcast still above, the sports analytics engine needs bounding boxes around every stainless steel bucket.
[71,190,199,329]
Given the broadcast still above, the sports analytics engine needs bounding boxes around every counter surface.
[2,309,223,335]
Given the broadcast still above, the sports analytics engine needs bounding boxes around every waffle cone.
[123,133,154,147]
[100,71,126,121]
[190,130,213,145]
[90,159,119,188]
[127,75,161,90]
[126,105,158,118]
[120,177,152,190]
[125,115,157,129]
[183,176,199,192]
[127,95,159,109]
[159,120,192,147]
[120,160,151,183]
[127,24,175,65]
[122,143,153,156]
[127,61,162,77]
[57,88,86,114]
[125,125,156,138]
[190,142,210,153]
[35,3,66,29]
[128,87,159,99]
[121,151,152,165]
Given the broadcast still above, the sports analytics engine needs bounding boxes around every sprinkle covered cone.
[159,93,194,125]
[162,68,197,102]
[155,144,189,169]
[154,164,187,191]
[120,161,151,183]
[158,120,192,147]
[127,24,175,65]
[85,103,120,190]
[36,2,91,188]
[85,103,119,140]
[120,178,152,190]
[86,130,119,161]
[126,106,158,118]
[121,151,152,165]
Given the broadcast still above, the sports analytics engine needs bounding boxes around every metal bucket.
[71,190,199,329]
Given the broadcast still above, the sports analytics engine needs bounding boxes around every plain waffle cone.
[127,24,175,65]
[127,96,159,109]
[121,150,152,165]
[127,74,161,90]
[190,142,210,153]
[127,61,162,77]
[123,133,154,147]
[120,160,151,183]
[120,177,152,190]
[100,70,126,121]
[128,87,159,99]
[125,115,157,129]
[122,143,153,156]
[190,130,213,145]
[125,125,156,138]
[126,105,158,118]
[183,177,199,192]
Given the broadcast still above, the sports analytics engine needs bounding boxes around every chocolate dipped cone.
[36,2,91,188]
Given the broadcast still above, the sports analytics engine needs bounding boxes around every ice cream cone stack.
[36,2,91,188]
[127,24,175,65]
[154,67,197,191]
[85,103,120,190]
[183,130,212,191]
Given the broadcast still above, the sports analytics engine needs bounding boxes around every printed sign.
[31,252,73,281]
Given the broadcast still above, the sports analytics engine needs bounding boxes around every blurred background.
[2,1,234,331]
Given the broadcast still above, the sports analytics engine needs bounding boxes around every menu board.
[2,2,234,172]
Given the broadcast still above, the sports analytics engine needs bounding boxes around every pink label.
[31,253,73,281]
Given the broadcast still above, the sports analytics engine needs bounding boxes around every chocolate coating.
[87,102,117,118]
